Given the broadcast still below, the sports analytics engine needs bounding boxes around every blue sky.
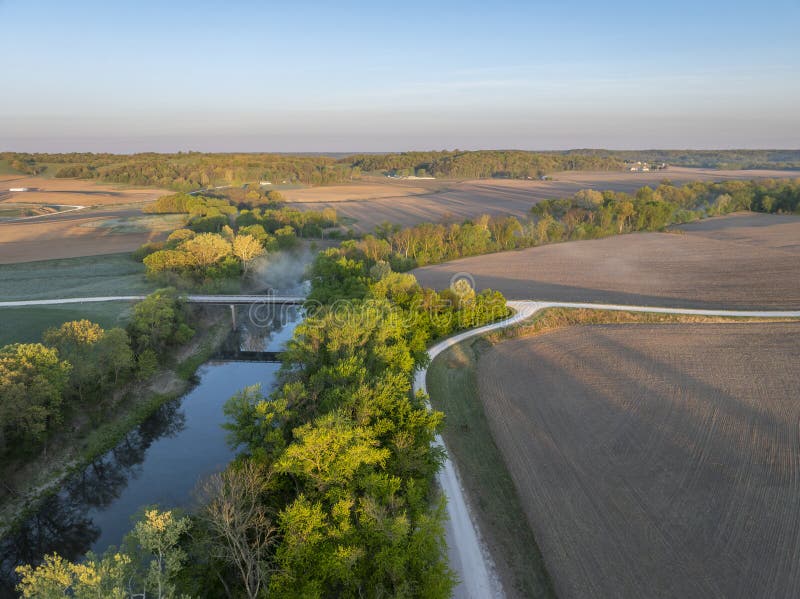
[1,0,798,152]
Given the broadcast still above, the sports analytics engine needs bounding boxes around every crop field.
[413,212,800,309]
[0,174,168,207]
[0,209,181,263]
[475,321,800,598]
[287,167,800,232]
[0,175,172,262]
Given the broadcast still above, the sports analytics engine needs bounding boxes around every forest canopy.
[4,149,797,192]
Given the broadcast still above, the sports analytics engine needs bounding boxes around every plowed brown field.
[0,176,170,262]
[413,212,800,309]
[288,168,800,232]
[477,322,800,599]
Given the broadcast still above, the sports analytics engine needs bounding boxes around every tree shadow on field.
[419,271,789,310]
[492,324,800,598]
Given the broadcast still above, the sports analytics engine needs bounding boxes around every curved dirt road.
[417,301,800,599]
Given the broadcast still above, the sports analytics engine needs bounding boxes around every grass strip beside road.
[428,338,556,599]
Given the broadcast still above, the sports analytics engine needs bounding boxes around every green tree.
[276,412,390,494]
[98,328,135,387]
[127,290,193,355]
[43,320,105,403]
[0,343,71,453]
[128,509,192,599]
[16,552,130,599]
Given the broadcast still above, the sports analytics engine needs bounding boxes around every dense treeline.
[4,150,800,191]
[0,291,191,457]
[16,247,509,597]
[196,254,507,597]
[352,178,800,269]
[582,149,800,170]
[0,152,359,191]
[344,149,624,178]
[135,193,338,288]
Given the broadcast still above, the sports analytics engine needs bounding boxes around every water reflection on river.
[0,306,302,595]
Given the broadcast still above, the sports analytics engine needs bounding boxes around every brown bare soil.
[0,210,176,263]
[288,168,799,232]
[413,212,800,309]
[281,182,430,203]
[477,322,800,599]
[0,177,173,262]
[0,175,168,207]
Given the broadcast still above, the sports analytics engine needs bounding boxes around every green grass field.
[427,338,555,599]
[0,302,135,345]
[0,159,19,176]
[0,253,157,345]
[79,213,185,234]
[0,252,156,301]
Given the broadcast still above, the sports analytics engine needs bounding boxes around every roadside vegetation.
[353,178,800,269]
[427,338,555,599]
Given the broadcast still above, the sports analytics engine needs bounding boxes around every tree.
[16,509,189,599]
[98,328,134,386]
[136,348,159,379]
[166,228,195,246]
[615,200,635,233]
[238,224,269,244]
[223,385,292,457]
[129,509,191,599]
[573,188,604,209]
[274,226,299,250]
[181,233,232,266]
[232,234,266,274]
[127,289,193,355]
[200,462,278,599]
[0,343,71,452]
[43,320,104,403]
[276,412,390,494]
[16,552,130,599]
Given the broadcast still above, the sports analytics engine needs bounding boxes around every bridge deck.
[0,295,306,308]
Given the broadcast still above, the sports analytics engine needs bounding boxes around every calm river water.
[0,307,302,595]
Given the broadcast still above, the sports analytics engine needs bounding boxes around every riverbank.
[0,308,231,538]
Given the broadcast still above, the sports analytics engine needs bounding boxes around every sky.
[1,0,798,153]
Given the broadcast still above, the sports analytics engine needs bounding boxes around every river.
[0,306,302,596]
